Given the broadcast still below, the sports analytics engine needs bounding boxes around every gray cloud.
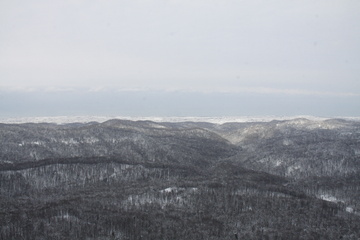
[0,0,359,117]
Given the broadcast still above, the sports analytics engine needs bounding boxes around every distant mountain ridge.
[0,119,236,166]
[3,115,359,124]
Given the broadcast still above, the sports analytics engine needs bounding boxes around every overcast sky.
[1,0,360,118]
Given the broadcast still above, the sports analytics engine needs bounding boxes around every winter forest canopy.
[1,118,360,239]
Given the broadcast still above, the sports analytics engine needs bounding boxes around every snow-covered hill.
[1,117,360,239]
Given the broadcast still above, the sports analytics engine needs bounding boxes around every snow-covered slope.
[1,117,360,239]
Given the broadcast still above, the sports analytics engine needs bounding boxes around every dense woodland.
[1,118,360,239]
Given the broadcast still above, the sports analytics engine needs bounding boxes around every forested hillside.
[1,118,360,239]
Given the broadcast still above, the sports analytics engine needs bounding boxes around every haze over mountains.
[2,0,359,238]
[2,115,360,124]
[1,116,360,239]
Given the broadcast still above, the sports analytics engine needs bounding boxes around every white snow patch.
[275,160,282,167]
[319,194,344,203]
[320,194,338,202]
[161,187,177,193]
[60,138,78,145]
[346,207,354,213]
[1,160,13,164]
[159,186,192,193]
[148,123,167,129]
[286,165,301,175]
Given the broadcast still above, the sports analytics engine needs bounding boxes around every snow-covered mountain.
[1,117,360,239]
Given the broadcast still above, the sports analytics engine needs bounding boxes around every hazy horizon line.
[1,86,359,97]
[1,115,360,124]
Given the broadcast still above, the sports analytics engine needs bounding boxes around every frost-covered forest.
[1,118,360,239]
